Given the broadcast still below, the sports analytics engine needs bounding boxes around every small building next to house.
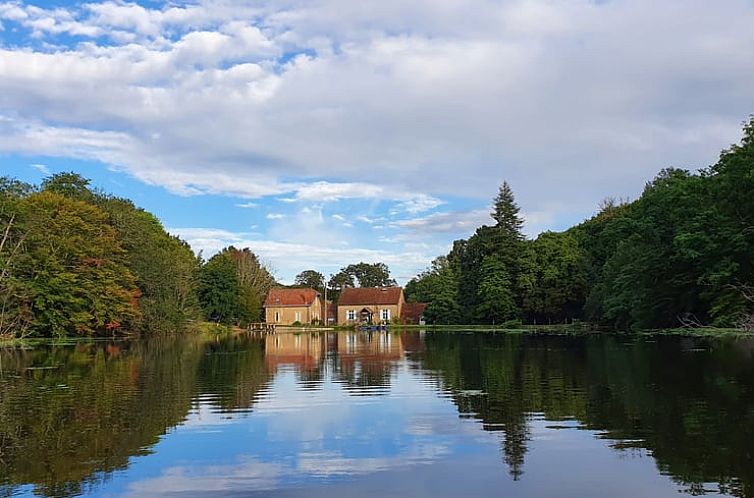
[264,288,322,325]
[322,300,336,325]
[401,302,428,325]
[337,287,406,325]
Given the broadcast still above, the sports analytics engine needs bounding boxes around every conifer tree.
[492,181,524,240]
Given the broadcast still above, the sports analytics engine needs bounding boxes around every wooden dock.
[248,323,276,333]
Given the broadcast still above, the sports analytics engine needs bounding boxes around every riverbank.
[389,323,754,338]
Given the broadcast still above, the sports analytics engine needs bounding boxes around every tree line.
[0,173,275,338]
[406,118,754,330]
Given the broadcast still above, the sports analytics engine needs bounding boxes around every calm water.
[1,331,753,498]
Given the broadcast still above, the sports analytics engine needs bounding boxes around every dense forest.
[406,118,754,330]
[0,173,275,339]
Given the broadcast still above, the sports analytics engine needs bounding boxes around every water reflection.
[0,332,753,498]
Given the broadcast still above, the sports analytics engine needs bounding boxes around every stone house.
[264,288,322,325]
[337,287,406,324]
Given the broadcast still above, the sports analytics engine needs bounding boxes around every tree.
[98,197,201,333]
[517,232,589,323]
[492,181,524,240]
[41,172,94,201]
[343,262,397,287]
[294,270,325,290]
[406,256,463,324]
[223,247,275,325]
[0,178,33,338]
[445,182,526,324]
[197,247,275,326]
[327,271,355,302]
[18,192,139,336]
[475,256,518,324]
[198,253,240,325]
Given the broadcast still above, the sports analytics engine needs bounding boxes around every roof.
[264,288,320,307]
[401,302,428,324]
[338,287,403,306]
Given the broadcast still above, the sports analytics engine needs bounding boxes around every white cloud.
[171,226,436,284]
[392,210,491,235]
[29,163,50,175]
[266,213,287,219]
[235,201,258,208]
[1,0,753,241]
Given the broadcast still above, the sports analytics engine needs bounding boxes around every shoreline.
[2,323,752,348]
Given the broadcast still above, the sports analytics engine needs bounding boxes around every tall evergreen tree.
[492,181,524,239]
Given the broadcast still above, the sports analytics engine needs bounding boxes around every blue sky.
[2,0,753,283]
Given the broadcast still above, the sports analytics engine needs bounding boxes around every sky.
[1,0,753,284]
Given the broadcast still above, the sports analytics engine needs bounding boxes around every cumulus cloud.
[1,0,751,216]
[2,0,754,272]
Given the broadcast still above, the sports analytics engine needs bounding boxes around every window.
[274,312,280,323]
[347,310,356,321]
[294,311,301,322]
[381,309,390,321]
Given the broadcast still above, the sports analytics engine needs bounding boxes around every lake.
[1,331,753,498]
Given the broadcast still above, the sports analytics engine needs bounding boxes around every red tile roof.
[338,287,403,306]
[264,288,320,307]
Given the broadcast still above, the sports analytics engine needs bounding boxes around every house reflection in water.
[264,332,414,391]
[335,332,403,394]
[264,333,326,373]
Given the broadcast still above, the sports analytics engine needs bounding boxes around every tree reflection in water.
[1,332,753,497]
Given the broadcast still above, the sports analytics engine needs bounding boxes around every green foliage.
[476,256,517,324]
[343,262,397,287]
[0,178,34,337]
[411,119,754,331]
[19,192,139,337]
[441,182,525,324]
[327,262,396,301]
[199,253,240,325]
[198,246,275,327]
[0,173,203,337]
[41,172,94,201]
[517,232,589,323]
[97,197,201,333]
[294,270,325,289]
[0,171,281,337]
[492,181,524,240]
[406,257,462,324]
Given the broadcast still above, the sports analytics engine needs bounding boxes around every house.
[264,288,322,325]
[337,287,405,324]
